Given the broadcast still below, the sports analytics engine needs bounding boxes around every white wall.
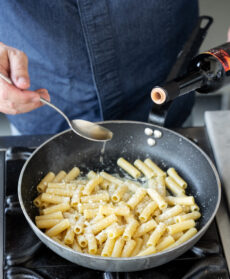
[189,0,230,126]
[199,0,230,51]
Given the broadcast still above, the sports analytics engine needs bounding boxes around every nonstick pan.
[18,121,221,272]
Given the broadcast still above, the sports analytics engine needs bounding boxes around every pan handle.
[148,16,213,127]
[166,16,213,82]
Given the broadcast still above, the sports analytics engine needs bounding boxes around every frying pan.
[18,121,221,272]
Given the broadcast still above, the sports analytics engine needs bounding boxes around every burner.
[4,148,42,267]
[191,240,220,258]
[5,267,44,279]
[5,210,42,266]
[182,256,228,279]
[1,136,229,279]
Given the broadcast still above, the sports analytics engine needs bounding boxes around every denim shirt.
[0,0,198,134]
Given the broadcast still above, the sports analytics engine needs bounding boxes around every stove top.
[0,128,229,279]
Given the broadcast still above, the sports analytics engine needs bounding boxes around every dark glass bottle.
[151,42,230,105]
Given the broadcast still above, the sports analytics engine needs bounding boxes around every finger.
[0,89,50,115]
[35,88,51,102]
[11,90,50,114]
[7,47,30,90]
[0,100,43,115]
[0,80,48,104]
[0,43,10,76]
[228,27,230,42]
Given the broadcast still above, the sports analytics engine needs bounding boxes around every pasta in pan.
[34,158,200,257]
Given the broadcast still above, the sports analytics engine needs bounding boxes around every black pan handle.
[166,16,213,81]
[148,16,213,126]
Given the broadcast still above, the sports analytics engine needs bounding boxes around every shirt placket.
[77,0,124,120]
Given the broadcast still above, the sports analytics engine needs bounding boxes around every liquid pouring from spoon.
[0,72,113,142]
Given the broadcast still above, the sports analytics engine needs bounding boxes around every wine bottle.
[151,42,230,105]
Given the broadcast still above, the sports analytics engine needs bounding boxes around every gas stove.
[0,128,229,279]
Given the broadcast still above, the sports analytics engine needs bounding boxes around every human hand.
[0,42,50,114]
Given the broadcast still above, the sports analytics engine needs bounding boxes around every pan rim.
[18,120,221,262]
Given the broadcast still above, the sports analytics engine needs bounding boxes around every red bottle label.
[204,43,230,72]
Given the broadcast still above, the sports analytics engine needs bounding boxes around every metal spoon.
[0,72,113,141]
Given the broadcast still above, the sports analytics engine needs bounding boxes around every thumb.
[8,48,30,90]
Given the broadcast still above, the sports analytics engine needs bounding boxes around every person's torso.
[0,0,198,134]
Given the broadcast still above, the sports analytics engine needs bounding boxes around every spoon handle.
[0,72,12,84]
[40,97,71,125]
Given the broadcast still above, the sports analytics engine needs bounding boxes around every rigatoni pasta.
[112,236,125,257]
[37,172,55,193]
[167,168,187,189]
[134,159,155,179]
[117,158,141,179]
[34,158,201,258]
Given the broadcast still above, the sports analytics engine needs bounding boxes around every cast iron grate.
[2,147,229,279]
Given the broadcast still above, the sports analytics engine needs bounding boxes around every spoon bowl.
[40,98,113,141]
[71,119,113,141]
